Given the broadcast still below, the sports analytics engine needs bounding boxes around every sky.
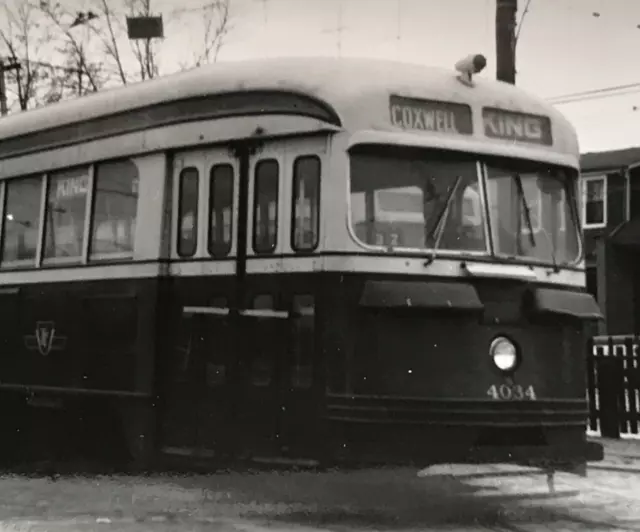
[156,0,640,155]
[6,0,639,154]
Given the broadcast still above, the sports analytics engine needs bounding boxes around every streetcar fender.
[358,280,484,313]
[526,287,603,321]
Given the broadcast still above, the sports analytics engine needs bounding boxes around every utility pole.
[0,58,21,116]
[495,0,517,84]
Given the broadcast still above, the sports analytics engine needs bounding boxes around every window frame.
[176,166,200,258]
[208,163,234,257]
[0,175,46,268]
[484,164,582,266]
[41,165,94,266]
[581,174,607,229]
[88,158,140,262]
[290,155,321,252]
[348,149,490,256]
[0,158,142,270]
[252,158,280,254]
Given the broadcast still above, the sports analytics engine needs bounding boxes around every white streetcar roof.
[0,56,577,162]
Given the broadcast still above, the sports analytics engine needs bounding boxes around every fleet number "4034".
[486,384,537,401]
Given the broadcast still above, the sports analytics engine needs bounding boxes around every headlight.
[489,336,518,372]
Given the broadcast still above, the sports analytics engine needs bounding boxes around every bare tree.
[90,0,232,84]
[38,0,106,96]
[177,0,231,71]
[192,0,230,67]
[89,0,129,85]
[1,0,233,115]
[86,0,164,85]
[0,0,49,110]
[126,0,159,80]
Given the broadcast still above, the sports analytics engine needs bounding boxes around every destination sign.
[482,108,552,146]
[56,175,89,200]
[389,95,473,136]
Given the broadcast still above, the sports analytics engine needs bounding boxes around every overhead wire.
[512,4,640,106]
[548,83,640,105]
[165,0,229,16]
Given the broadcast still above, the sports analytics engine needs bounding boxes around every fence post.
[586,336,598,432]
[598,336,623,439]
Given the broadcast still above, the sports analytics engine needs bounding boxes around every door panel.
[237,136,327,458]
[247,148,286,258]
[284,293,318,454]
[247,137,328,260]
[172,149,240,262]
[162,148,238,454]
[163,136,327,460]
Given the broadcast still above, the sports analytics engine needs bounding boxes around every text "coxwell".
[391,105,460,134]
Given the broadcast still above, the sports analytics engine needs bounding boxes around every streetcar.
[0,54,603,475]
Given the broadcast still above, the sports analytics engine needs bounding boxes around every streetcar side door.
[228,140,288,457]
[232,136,327,460]
[162,147,239,456]
[164,136,326,462]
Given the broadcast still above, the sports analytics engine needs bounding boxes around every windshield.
[349,151,487,252]
[485,163,580,265]
[348,147,581,266]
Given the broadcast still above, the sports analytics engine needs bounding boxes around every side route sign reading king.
[389,95,473,136]
[482,107,553,146]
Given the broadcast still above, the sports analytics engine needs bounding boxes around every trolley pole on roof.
[495,0,517,84]
[0,58,21,116]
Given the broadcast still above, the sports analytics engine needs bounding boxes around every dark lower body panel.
[325,424,603,470]
[324,394,604,470]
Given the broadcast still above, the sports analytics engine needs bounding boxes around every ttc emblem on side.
[24,321,67,357]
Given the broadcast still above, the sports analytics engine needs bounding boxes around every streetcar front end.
[321,128,604,473]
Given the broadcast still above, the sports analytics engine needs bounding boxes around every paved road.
[1,451,639,531]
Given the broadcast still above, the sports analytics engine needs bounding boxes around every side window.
[291,156,320,251]
[292,294,315,389]
[90,159,139,258]
[1,176,43,265]
[208,164,234,257]
[44,167,90,262]
[177,167,199,257]
[253,160,279,253]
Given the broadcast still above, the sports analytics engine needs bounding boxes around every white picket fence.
[589,335,640,437]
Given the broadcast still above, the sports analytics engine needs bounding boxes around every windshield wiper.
[424,176,462,266]
[513,173,536,252]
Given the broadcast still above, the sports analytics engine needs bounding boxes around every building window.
[208,164,234,257]
[582,176,606,228]
[253,159,279,253]
[1,176,43,265]
[291,156,320,251]
[43,167,90,262]
[90,159,139,258]
[177,167,199,257]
